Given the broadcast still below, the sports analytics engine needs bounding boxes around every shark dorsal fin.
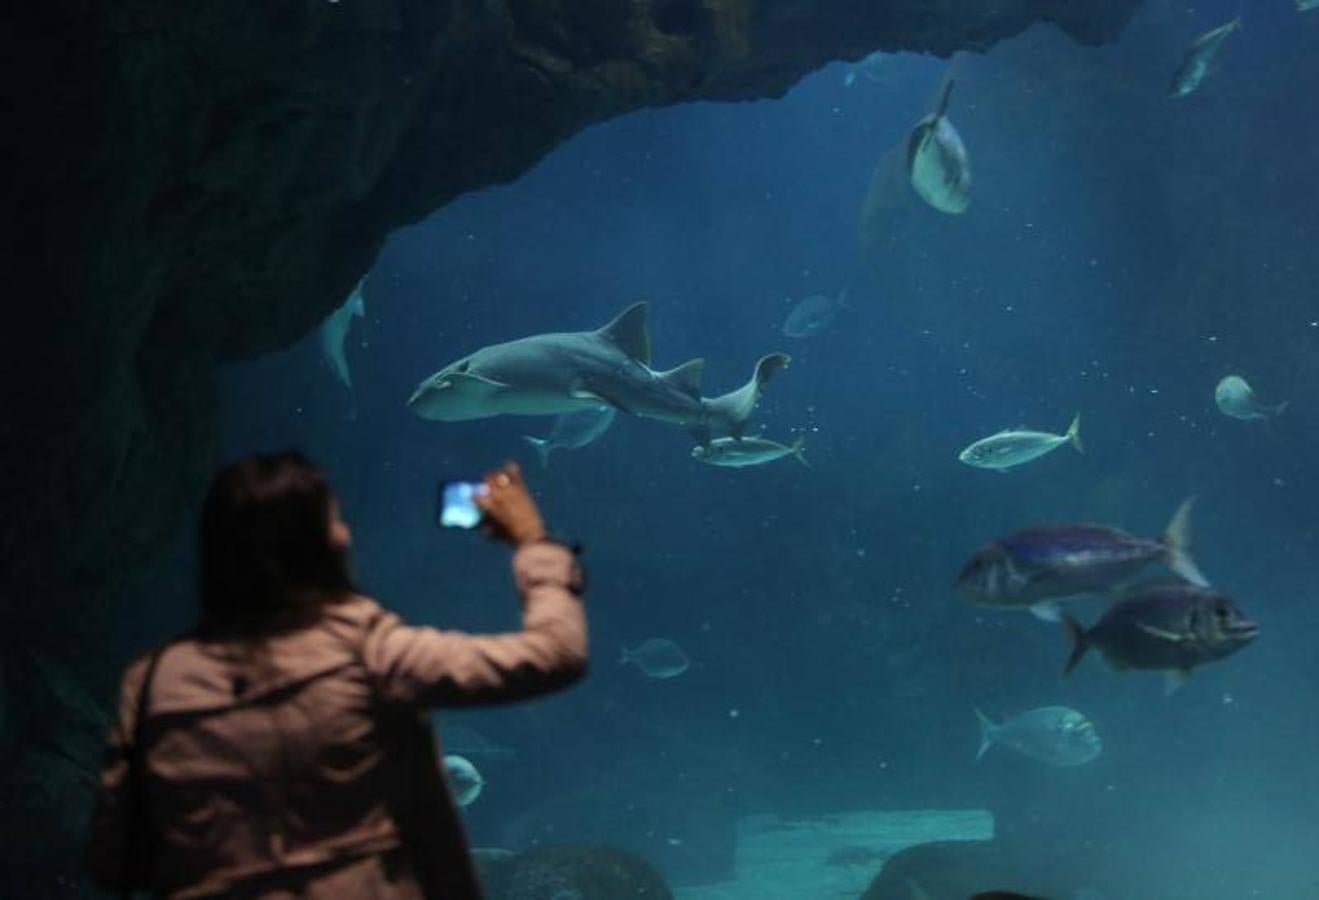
[597,301,651,365]
[658,358,705,398]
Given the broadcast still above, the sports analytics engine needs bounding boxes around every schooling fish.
[957,499,1207,621]
[974,706,1101,767]
[959,414,1082,472]
[1214,375,1287,421]
[1169,16,1241,99]
[907,77,972,214]
[782,289,848,339]
[692,434,808,469]
[1064,582,1257,693]
[522,406,617,467]
[621,638,690,679]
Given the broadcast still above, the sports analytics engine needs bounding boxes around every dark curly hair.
[198,451,355,634]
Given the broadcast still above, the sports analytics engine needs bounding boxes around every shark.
[407,302,791,443]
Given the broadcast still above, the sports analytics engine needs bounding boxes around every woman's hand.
[474,462,548,547]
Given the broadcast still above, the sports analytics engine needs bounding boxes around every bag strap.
[121,644,169,900]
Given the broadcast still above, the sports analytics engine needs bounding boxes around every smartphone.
[436,481,489,529]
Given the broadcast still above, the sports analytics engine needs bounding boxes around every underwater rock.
[860,839,1095,899]
[478,845,672,900]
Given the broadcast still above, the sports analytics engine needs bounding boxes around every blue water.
[185,6,1319,898]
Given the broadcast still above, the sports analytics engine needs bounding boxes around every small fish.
[957,499,1206,621]
[1064,582,1257,693]
[959,414,1082,471]
[907,77,972,214]
[442,754,486,807]
[319,277,366,391]
[620,638,690,679]
[782,289,848,338]
[522,406,617,467]
[974,706,1101,767]
[692,435,809,469]
[843,51,891,87]
[1214,375,1287,421]
[1169,17,1242,99]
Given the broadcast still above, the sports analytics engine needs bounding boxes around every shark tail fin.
[974,709,996,762]
[791,434,810,467]
[1162,497,1209,587]
[707,353,791,437]
[522,436,552,468]
[1063,613,1091,676]
[1066,413,1083,454]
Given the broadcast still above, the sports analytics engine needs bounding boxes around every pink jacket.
[86,542,587,898]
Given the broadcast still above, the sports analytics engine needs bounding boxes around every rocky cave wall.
[0,0,1140,890]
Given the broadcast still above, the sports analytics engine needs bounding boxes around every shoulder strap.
[121,644,169,899]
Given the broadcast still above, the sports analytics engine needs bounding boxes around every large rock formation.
[0,1,1139,891]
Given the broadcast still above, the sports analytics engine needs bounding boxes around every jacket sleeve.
[363,542,588,707]
[83,656,149,890]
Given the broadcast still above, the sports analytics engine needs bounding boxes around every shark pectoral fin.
[1164,669,1192,696]
[597,301,652,365]
[1134,621,1189,643]
[658,358,705,399]
[449,371,507,393]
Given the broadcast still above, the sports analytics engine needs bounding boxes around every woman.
[86,452,587,898]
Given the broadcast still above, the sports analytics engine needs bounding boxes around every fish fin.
[657,358,705,399]
[974,708,996,762]
[597,301,652,365]
[1135,621,1191,643]
[790,434,811,467]
[705,353,791,431]
[522,436,552,468]
[1066,413,1083,454]
[1162,497,1209,587]
[450,371,507,391]
[1030,601,1063,623]
[1063,614,1091,676]
[1164,669,1192,696]
[934,77,955,118]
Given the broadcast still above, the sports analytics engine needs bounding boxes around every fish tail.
[522,436,552,468]
[974,709,996,762]
[1066,413,1083,454]
[791,434,811,468]
[1162,497,1209,587]
[1063,613,1091,676]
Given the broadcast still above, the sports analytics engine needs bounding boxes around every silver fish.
[974,706,1101,767]
[959,414,1083,472]
[442,755,485,807]
[522,406,616,467]
[692,434,808,469]
[319,278,366,391]
[907,78,971,214]
[620,638,690,679]
[1214,375,1287,421]
[782,290,848,339]
[1169,17,1241,99]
